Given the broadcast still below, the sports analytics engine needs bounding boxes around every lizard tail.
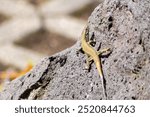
[96,63,107,100]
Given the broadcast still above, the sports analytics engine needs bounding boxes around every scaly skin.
[81,26,109,99]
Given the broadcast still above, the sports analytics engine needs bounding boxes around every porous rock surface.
[0,0,150,100]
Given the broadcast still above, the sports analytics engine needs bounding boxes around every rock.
[0,0,150,100]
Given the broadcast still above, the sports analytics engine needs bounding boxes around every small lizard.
[81,26,111,99]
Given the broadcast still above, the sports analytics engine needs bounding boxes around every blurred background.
[0,0,102,89]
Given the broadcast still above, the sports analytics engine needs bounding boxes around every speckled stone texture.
[0,0,150,100]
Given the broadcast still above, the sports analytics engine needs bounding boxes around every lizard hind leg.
[98,48,111,56]
[87,48,111,62]
[85,54,92,70]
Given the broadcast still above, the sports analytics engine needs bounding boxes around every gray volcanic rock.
[0,0,150,100]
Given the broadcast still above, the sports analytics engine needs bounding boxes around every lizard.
[81,25,111,99]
